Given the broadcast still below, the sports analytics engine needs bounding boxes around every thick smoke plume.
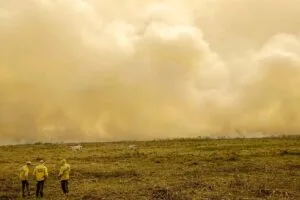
[1,0,300,143]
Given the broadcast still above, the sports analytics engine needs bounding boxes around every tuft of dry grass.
[0,136,299,199]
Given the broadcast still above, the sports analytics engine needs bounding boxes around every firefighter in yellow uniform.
[19,161,31,198]
[58,159,71,195]
[33,160,48,199]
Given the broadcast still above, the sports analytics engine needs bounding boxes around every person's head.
[40,160,45,164]
[26,161,31,166]
[60,159,66,165]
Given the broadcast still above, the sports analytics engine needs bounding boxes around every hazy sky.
[1,0,300,143]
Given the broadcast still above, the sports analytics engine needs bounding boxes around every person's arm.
[33,167,36,176]
[18,167,23,179]
[58,166,63,178]
[44,167,48,179]
[59,166,64,175]
[24,168,29,180]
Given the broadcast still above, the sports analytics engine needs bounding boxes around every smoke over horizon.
[1,0,300,144]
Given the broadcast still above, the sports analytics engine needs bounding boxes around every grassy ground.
[0,136,299,200]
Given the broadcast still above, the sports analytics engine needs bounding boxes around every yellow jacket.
[19,165,29,181]
[59,163,71,180]
[33,164,48,181]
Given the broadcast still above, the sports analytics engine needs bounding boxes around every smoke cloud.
[1,0,300,143]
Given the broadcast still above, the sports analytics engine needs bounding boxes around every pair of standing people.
[19,160,48,198]
[19,159,71,199]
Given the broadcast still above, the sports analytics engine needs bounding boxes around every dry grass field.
[0,136,299,200]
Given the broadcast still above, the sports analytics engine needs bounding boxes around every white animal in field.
[70,145,82,151]
[128,144,138,150]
